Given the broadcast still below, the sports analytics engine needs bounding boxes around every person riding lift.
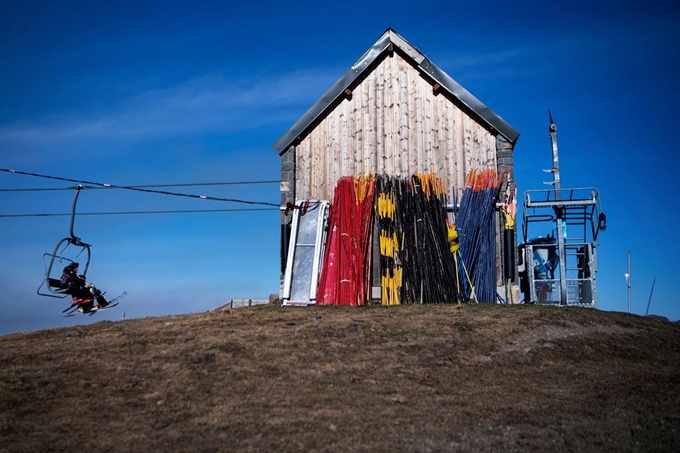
[60,262,110,313]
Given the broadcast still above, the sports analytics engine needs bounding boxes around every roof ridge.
[273,29,519,154]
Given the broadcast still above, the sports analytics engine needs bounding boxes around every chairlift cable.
[0,168,280,207]
[1,207,278,218]
[0,180,280,192]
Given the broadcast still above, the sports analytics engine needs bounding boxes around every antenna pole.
[645,276,656,316]
[626,251,631,313]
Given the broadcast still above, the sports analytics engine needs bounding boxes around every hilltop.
[1,303,679,452]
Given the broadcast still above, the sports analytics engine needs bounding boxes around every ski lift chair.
[37,185,92,298]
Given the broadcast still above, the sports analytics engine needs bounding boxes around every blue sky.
[1,0,678,335]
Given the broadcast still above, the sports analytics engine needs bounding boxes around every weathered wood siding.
[294,52,498,201]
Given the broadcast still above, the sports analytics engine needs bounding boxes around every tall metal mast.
[547,111,568,305]
[548,110,561,196]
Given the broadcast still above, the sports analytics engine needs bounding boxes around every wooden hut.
[273,28,520,303]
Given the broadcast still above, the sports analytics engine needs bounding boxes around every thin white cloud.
[0,68,341,144]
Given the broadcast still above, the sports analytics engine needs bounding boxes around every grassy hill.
[1,303,679,452]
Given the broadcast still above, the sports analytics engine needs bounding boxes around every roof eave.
[272,32,392,155]
[418,58,520,144]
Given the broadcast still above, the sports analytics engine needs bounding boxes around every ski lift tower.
[518,112,606,306]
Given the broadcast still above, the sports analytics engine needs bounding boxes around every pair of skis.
[63,292,127,317]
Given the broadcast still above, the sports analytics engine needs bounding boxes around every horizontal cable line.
[0,168,280,207]
[0,180,280,192]
[0,208,279,218]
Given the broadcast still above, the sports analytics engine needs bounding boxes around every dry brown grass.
[1,303,679,452]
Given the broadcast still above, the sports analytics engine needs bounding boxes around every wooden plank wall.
[295,51,498,201]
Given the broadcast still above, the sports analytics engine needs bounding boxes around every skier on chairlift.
[60,262,110,313]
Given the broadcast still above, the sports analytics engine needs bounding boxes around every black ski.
[63,292,127,317]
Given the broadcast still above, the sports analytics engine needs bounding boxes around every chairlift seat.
[47,277,72,294]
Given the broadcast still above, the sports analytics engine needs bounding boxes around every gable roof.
[273,28,520,155]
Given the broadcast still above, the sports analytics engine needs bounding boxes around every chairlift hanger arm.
[69,185,89,246]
